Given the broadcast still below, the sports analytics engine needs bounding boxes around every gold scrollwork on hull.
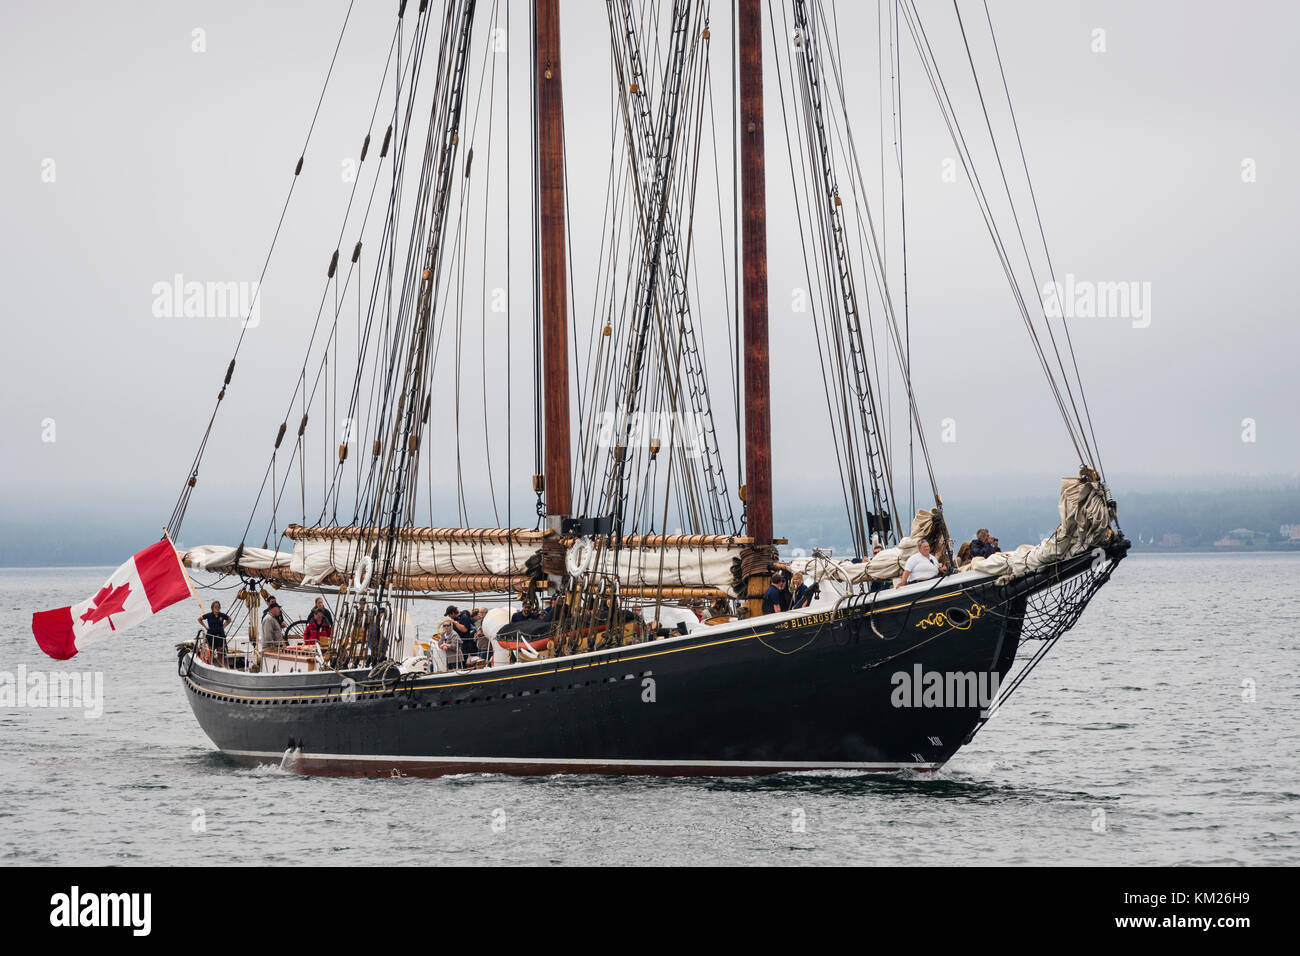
[916,602,986,631]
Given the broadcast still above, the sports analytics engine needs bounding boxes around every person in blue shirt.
[198,600,231,660]
[761,573,792,615]
[969,528,998,559]
[512,600,540,624]
[445,606,478,661]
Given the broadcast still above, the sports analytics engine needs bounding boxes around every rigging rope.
[166,0,360,541]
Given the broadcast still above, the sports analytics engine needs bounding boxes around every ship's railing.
[192,627,253,671]
[193,623,331,673]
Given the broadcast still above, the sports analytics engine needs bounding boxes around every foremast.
[738,0,775,618]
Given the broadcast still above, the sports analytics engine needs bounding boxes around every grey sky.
[2,0,1297,546]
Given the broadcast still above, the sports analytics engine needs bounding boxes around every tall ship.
[44,0,1128,776]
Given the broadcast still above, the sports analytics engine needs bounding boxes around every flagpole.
[163,529,207,614]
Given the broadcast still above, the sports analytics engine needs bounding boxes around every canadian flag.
[32,539,194,660]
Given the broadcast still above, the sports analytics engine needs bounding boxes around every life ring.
[565,536,596,577]
[352,555,374,592]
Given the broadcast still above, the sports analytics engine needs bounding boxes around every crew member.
[761,573,792,615]
[259,602,287,650]
[198,600,231,660]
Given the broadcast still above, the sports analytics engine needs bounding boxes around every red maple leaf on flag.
[79,582,132,630]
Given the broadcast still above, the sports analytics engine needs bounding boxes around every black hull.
[180,547,1120,777]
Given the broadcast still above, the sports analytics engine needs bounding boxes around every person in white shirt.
[898,539,947,587]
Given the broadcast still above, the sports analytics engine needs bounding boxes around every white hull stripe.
[224,749,938,770]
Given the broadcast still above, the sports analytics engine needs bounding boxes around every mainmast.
[738,0,773,616]
[535,0,572,521]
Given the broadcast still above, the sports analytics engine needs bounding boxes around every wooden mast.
[739,0,773,617]
[535,0,572,519]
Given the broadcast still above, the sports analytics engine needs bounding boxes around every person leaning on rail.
[898,538,947,588]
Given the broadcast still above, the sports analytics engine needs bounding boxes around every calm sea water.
[1,553,1296,866]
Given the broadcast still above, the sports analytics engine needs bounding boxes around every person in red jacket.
[303,607,333,646]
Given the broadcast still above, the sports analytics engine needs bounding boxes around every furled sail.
[565,534,751,598]
[283,526,549,586]
[180,545,292,574]
[789,473,1115,588]
[786,509,942,586]
[182,528,755,598]
[179,528,554,594]
[967,474,1114,583]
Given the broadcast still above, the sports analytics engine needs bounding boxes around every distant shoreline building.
[1215,528,1269,548]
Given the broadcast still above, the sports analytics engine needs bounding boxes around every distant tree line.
[775,485,1300,556]
[2,485,1297,567]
